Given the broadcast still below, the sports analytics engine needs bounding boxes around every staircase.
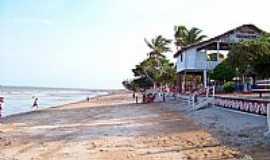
[192,97,215,111]
[189,86,216,111]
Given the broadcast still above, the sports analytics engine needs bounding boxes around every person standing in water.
[32,97,39,109]
[0,97,4,117]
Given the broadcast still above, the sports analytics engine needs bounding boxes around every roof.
[174,24,265,58]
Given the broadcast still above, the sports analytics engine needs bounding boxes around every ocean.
[0,86,108,117]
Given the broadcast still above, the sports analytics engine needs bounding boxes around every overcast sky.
[1,0,270,89]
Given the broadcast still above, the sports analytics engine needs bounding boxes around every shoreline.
[0,90,119,119]
[0,91,269,159]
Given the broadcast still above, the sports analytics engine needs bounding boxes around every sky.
[1,0,270,89]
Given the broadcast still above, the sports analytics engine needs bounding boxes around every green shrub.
[209,59,236,82]
[223,81,235,93]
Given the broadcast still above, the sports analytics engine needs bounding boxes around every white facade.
[176,49,221,73]
[176,24,262,73]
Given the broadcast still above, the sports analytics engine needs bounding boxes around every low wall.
[212,96,270,136]
[214,96,270,115]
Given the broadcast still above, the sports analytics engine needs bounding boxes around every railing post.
[203,70,207,88]
[213,86,215,97]
[265,104,270,136]
[188,94,191,105]
[206,87,209,97]
[192,95,195,111]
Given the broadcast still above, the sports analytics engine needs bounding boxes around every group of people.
[132,90,168,104]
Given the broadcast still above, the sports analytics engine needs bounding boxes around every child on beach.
[32,97,39,109]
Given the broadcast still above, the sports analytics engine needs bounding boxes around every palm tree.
[174,25,207,50]
[144,35,172,89]
[144,35,172,58]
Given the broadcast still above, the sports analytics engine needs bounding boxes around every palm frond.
[144,38,154,50]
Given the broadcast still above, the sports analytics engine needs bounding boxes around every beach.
[0,91,269,160]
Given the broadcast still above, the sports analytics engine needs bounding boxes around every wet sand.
[0,92,268,159]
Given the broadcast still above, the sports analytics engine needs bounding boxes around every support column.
[177,73,182,93]
[217,41,220,62]
[182,72,186,93]
[203,70,207,88]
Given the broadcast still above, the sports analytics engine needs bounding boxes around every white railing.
[195,61,220,70]
[177,60,221,72]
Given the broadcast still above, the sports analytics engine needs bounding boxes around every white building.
[174,24,264,93]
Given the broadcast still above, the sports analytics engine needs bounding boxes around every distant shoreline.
[0,90,121,119]
[0,87,126,118]
[0,85,124,92]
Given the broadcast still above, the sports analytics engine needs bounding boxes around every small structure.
[174,24,264,93]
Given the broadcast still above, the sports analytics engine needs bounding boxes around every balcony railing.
[195,61,220,70]
[177,60,220,72]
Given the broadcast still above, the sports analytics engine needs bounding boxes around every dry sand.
[0,92,268,160]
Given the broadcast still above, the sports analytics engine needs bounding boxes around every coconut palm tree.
[144,35,172,58]
[144,35,172,89]
[174,25,207,50]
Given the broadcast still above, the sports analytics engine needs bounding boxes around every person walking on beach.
[32,97,39,109]
[162,92,166,102]
[134,92,139,104]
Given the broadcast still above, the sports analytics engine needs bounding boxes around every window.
[208,53,218,61]
[207,53,225,61]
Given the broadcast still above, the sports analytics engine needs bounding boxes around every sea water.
[0,86,108,117]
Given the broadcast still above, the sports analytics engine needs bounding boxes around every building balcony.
[195,60,220,71]
[177,61,220,72]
